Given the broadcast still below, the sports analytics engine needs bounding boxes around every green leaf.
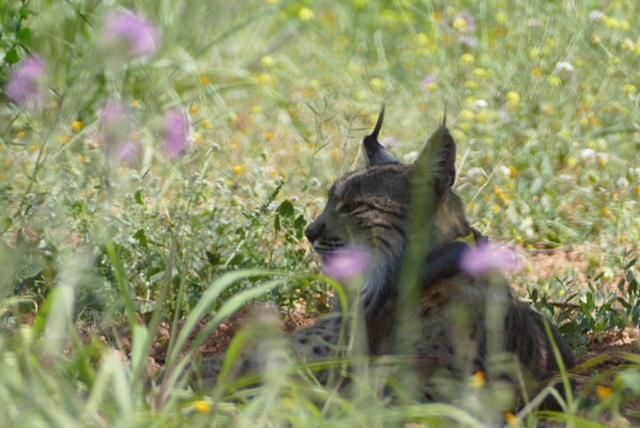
[134,228,148,249]
[274,214,281,232]
[277,199,294,217]
[134,189,144,205]
[294,214,306,239]
[5,48,19,64]
[19,7,34,20]
[17,27,32,44]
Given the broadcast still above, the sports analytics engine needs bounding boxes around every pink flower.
[460,243,523,277]
[6,56,48,109]
[99,99,140,164]
[420,74,438,92]
[103,10,161,59]
[161,108,192,159]
[112,141,141,164]
[322,247,371,282]
[459,35,479,49]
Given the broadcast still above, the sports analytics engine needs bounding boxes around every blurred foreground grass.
[0,0,639,426]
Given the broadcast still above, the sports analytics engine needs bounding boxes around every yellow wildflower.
[256,73,274,86]
[475,110,491,123]
[505,412,519,427]
[495,11,507,25]
[464,80,479,90]
[470,371,486,388]
[202,119,212,129]
[298,7,314,21]
[194,132,204,145]
[542,104,555,116]
[131,99,142,109]
[452,17,468,32]
[460,53,475,65]
[588,115,602,128]
[232,165,247,176]
[193,400,213,414]
[71,120,84,132]
[506,91,520,109]
[199,75,211,86]
[190,104,201,115]
[620,20,630,31]
[596,385,614,401]
[528,48,540,59]
[369,78,385,91]
[635,185,640,195]
[260,55,275,68]
[603,17,619,29]
[532,66,544,78]
[264,131,275,142]
[623,84,637,97]
[415,33,429,47]
[547,75,562,86]
[622,38,636,51]
[591,34,601,44]
[460,109,475,121]
[16,130,26,140]
[473,68,489,79]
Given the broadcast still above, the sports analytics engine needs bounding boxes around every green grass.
[1,0,639,426]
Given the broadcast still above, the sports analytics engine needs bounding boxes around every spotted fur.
[199,109,575,405]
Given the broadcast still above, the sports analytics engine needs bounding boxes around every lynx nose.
[304,220,325,243]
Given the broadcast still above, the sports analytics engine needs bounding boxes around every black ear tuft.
[362,106,400,166]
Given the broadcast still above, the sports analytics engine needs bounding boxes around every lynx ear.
[362,107,399,166]
[413,121,456,197]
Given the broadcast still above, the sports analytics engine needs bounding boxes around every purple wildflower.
[460,243,523,277]
[420,74,438,92]
[101,99,131,142]
[322,247,371,282]
[103,10,161,59]
[112,141,141,164]
[5,56,48,109]
[459,35,479,49]
[161,108,192,159]
[99,99,140,164]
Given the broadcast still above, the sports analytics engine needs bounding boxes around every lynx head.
[304,108,471,317]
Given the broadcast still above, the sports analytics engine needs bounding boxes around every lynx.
[199,109,574,405]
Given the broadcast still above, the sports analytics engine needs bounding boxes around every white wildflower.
[580,148,597,161]
[555,61,574,73]
[590,10,605,22]
[616,177,629,189]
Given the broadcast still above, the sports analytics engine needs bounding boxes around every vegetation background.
[0,0,639,426]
